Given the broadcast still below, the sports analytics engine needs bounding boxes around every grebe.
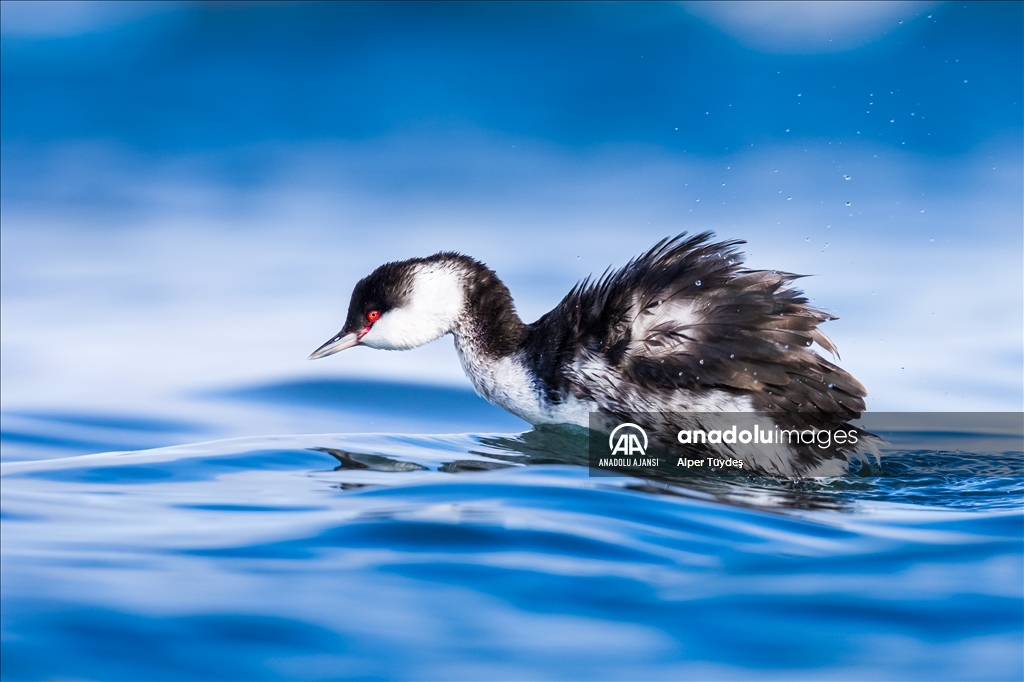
[309,233,869,476]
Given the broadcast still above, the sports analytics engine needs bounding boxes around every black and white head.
[309,254,473,359]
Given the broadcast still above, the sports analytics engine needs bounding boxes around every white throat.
[360,263,465,350]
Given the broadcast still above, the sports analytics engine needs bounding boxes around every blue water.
[2,388,1022,681]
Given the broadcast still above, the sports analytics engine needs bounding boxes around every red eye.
[366,310,381,323]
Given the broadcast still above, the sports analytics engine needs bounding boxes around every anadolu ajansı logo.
[608,423,648,456]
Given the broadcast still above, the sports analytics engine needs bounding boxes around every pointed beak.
[308,331,361,360]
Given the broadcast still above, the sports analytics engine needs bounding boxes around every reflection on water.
[479,423,1024,512]
[2,422,1022,680]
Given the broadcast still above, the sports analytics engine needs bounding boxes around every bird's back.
[520,232,867,441]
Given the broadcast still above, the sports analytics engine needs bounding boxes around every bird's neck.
[451,278,544,421]
[429,256,534,412]
[451,271,526,361]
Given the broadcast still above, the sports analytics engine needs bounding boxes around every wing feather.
[521,232,866,422]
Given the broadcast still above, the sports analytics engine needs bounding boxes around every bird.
[309,232,870,476]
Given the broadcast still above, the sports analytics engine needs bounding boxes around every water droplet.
[729,354,735,359]
[787,196,792,201]
[805,341,812,346]
[845,201,851,206]
[699,359,704,365]
[695,280,702,286]
[784,344,789,349]
[828,383,834,389]
[805,237,809,241]
[843,174,851,180]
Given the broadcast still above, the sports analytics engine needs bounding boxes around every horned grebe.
[309,233,869,476]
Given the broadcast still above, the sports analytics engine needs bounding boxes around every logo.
[608,423,648,456]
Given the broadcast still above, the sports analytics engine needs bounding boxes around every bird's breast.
[454,340,592,426]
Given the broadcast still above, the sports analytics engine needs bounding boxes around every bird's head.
[308,256,466,359]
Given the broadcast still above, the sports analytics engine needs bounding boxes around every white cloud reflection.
[0,0,185,37]
[683,1,938,53]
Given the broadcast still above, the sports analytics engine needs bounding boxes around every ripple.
[1,428,1021,680]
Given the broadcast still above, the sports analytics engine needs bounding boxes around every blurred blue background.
[2,1,1022,459]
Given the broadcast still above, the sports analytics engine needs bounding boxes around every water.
[2,395,1022,680]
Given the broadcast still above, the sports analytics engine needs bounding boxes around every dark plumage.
[523,233,864,417]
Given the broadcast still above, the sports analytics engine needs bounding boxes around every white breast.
[454,343,593,426]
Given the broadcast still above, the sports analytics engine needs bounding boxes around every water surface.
[2,397,1021,680]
